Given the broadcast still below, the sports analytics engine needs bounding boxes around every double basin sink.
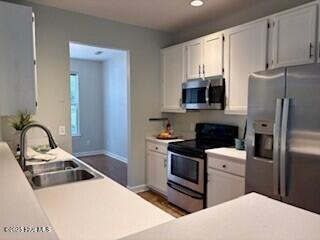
[25,158,103,189]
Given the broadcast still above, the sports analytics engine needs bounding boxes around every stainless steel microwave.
[181,78,225,110]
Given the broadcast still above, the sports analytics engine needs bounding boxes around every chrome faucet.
[19,123,58,170]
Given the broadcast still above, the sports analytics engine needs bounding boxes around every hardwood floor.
[79,154,127,186]
[79,154,187,218]
[138,191,188,218]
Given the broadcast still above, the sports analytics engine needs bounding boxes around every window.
[70,73,80,136]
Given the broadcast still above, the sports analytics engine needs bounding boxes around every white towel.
[26,147,56,161]
[26,147,74,163]
[47,147,74,161]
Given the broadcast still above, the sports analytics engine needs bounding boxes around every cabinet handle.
[309,43,313,59]
[222,164,226,168]
[199,65,201,78]
[155,146,158,150]
[203,64,205,78]
[164,158,167,168]
[179,98,182,107]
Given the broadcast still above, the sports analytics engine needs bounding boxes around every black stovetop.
[168,139,233,158]
[168,123,238,158]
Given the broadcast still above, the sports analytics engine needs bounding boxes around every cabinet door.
[186,38,203,80]
[161,45,186,113]
[0,2,36,116]
[224,20,268,115]
[207,168,245,207]
[147,151,167,195]
[272,5,317,68]
[203,33,223,78]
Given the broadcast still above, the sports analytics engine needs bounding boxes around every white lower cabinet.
[146,139,172,195]
[206,149,246,208]
[147,150,167,195]
[207,168,245,207]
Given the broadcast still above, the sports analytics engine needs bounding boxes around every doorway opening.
[69,42,129,186]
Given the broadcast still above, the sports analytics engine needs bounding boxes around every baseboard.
[73,149,128,163]
[127,184,149,193]
[104,150,128,163]
[73,150,105,158]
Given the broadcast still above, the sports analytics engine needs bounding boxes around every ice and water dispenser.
[253,120,274,160]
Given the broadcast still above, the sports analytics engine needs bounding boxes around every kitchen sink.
[31,169,95,188]
[25,158,103,189]
[26,160,78,175]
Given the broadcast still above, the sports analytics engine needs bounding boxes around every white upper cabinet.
[0,2,37,116]
[203,32,224,78]
[224,20,268,115]
[160,1,319,115]
[185,38,203,80]
[161,45,186,113]
[185,34,224,80]
[271,4,317,68]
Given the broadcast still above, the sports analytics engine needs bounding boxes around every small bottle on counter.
[16,144,21,158]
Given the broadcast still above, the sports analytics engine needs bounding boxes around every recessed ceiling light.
[95,51,103,55]
[190,0,204,7]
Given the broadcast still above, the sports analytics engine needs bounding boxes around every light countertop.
[206,147,246,162]
[146,136,184,145]
[0,142,59,240]
[120,193,320,240]
[34,158,174,240]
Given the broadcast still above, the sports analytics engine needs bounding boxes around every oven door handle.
[167,182,203,200]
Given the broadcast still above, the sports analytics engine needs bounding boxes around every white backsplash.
[164,111,246,140]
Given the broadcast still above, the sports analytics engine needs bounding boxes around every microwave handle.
[205,83,210,104]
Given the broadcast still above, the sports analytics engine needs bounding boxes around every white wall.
[0,118,2,141]
[2,0,173,188]
[103,52,128,162]
[70,59,104,154]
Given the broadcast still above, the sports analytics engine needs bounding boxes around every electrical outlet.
[58,126,66,136]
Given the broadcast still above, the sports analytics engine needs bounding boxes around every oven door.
[167,151,204,193]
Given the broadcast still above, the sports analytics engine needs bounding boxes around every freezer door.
[245,68,285,200]
[283,64,320,214]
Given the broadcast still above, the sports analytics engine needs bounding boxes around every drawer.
[208,157,245,177]
[147,142,167,154]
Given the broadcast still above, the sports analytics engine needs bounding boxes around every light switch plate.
[59,126,66,136]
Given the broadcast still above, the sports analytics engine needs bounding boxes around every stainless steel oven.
[182,78,225,110]
[166,123,239,213]
[167,150,205,213]
[167,151,204,193]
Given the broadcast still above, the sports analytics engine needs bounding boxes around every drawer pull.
[222,164,226,168]
[155,147,158,150]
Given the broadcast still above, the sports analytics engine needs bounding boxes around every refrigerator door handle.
[280,98,290,198]
[273,98,283,196]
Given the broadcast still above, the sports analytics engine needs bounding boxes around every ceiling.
[69,42,124,61]
[26,0,267,32]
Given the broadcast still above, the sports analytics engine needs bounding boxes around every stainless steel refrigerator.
[246,63,320,214]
